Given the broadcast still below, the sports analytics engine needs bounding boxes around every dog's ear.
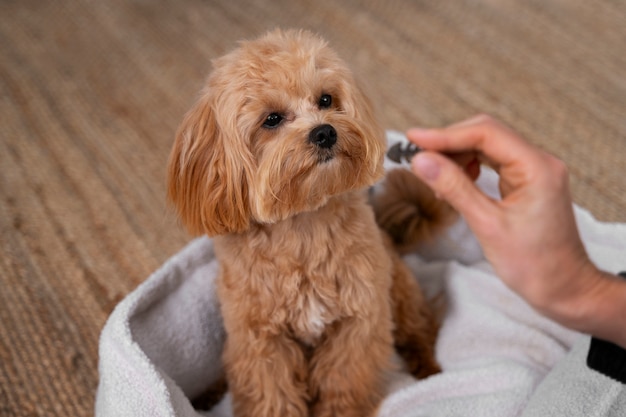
[344,80,384,143]
[167,92,252,236]
[339,76,387,177]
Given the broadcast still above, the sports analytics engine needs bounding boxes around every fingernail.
[412,154,440,182]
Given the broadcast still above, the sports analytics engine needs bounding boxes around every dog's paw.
[396,344,441,379]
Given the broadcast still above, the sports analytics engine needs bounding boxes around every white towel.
[96,132,626,417]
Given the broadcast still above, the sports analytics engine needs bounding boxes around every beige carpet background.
[1,0,625,415]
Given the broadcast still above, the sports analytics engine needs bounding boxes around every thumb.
[412,152,495,222]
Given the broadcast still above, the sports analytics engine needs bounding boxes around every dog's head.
[167,29,386,236]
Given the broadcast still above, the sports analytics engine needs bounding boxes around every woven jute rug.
[1,0,624,415]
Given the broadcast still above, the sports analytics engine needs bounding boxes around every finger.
[446,151,481,181]
[447,113,491,129]
[406,115,539,171]
[412,152,496,224]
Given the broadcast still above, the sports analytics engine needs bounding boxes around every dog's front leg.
[308,314,395,417]
[223,329,309,417]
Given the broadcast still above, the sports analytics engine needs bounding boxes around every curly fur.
[167,29,441,417]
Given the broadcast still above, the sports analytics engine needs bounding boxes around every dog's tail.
[369,168,457,254]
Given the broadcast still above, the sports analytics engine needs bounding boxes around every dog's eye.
[263,113,283,129]
[318,94,332,109]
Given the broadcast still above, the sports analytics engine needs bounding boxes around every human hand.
[407,115,626,347]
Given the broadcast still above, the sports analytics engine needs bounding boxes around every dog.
[167,29,444,417]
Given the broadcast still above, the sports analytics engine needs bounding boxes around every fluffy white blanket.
[96,132,626,416]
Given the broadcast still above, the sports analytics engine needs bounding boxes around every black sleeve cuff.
[586,271,626,383]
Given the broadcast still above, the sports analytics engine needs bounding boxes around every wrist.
[557,268,626,349]
[585,272,626,382]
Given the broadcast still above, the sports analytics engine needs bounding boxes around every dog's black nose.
[309,124,337,149]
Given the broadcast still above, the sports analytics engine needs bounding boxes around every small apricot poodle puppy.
[167,29,448,417]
